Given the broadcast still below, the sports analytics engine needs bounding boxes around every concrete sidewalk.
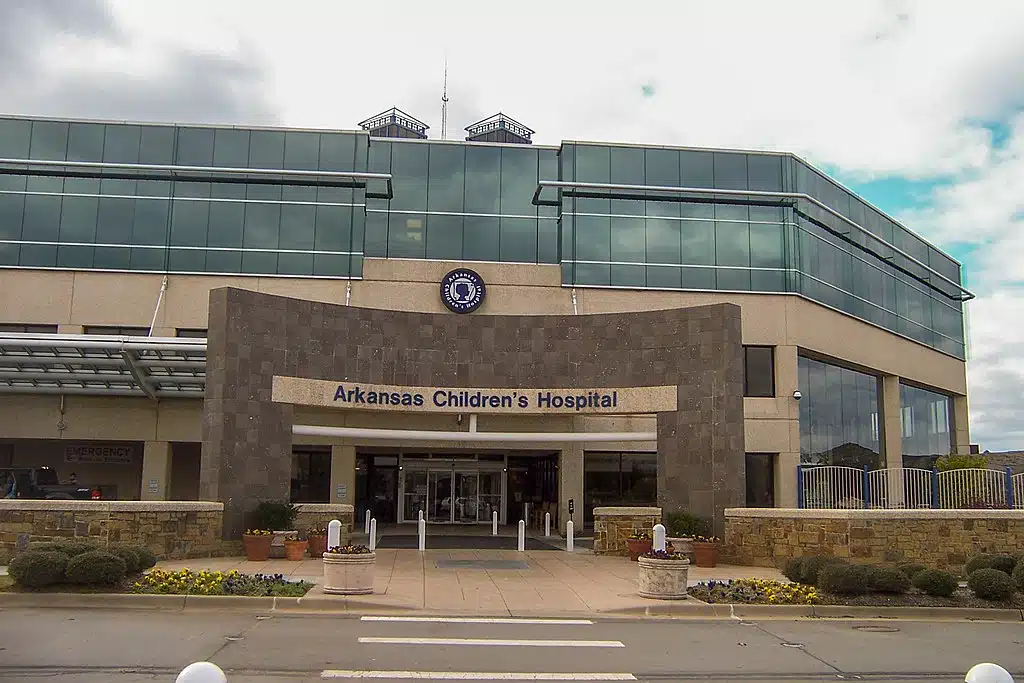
[154,549,785,615]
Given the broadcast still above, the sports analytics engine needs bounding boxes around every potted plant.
[242,529,273,562]
[692,535,721,568]
[625,530,653,561]
[322,543,375,595]
[637,548,691,600]
[284,534,308,561]
[255,501,299,559]
[307,526,328,559]
[663,511,709,561]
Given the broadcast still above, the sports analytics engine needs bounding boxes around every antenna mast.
[441,58,449,140]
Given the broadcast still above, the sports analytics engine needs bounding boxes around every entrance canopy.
[0,333,206,399]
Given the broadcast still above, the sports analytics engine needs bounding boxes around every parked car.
[1,467,100,500]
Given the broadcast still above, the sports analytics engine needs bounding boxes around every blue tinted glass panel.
[176,128,215,166]
[464,146,500,214]
[390,142,427,212]
[425,214,464,260]
[67,123,105,161]
[284,132,321,170]
[799,355,881,468]
[0,118,31,157]
[102,125,141,163]
[500,147,537,215]
[463,216,498,261]
[29,120,69,160]
[213,129,250,167]
[499,217,536,263]
[427,144,465,213]
[139,126,175,164]
[248,131,285,169]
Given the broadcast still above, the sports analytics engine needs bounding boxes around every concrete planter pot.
[667,537,694,561]
[322,551,376,595]
[270,530,298,559]
[284,538,308,561]
[637,555,690,600]
[242,534,273,562]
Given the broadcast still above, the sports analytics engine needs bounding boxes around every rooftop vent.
[465,113,533,144]
[359,107,429,139]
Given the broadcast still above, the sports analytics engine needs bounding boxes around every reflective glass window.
[67,123,105,161]
[463,216,498,261]
[573,145,609,213]
[679,150,714,188]
[464,146,500,214]
[243,184,281,250]
[425,214,464,260]
[213,129,250,167]
[427,144,465,213]
[582,452,657,527]
[714,153,748,190]
[746,154,784,191]
[499,217,536,263]
[499,147,537,215]
[743,346,775,397]
[900,384,953,467]
[798,355,882,468]
[575,215,610,262]
[102,125,141,163]
[0,118,31,157]
[22,195,61,242]
[176,128,215,166]
[29,120,69,160]
[538,219,558,264]
[138,126,175,164]
[283,132,321,170]
[390,142,428,212]
[207,185,244,249]
[248,131,285,169]
[318,133,356,172]
[169,197,209,247]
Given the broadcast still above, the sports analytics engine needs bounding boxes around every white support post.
[418,517,426,552]
[418,509,424,522]
[544,512,551,537]
[369,518,377,551]
[492,510,498,536]
[176,661,227,683]
[523,502,529,529]
[566,520,574,553]
[364,509,371,535]
[327,519,342,549]
[517,520,525,552]
[653,523,666,552]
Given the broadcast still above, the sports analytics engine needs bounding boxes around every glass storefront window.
[900,384,953,468]
[583,451,657,527]
[798,356,882,469]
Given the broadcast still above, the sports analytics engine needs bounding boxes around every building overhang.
[0,333,207,400]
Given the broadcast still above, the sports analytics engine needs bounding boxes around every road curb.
[810,605,1024,621]
[0,592,186,610]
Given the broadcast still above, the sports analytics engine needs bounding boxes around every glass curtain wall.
[798,356,882,469]
[899,384,954,468]
[582,451,657,527]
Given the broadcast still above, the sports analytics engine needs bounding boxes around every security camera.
[792,390,802,401]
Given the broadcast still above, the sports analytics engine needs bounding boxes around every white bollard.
[369,518,377,551]
[364,509,371,535]
[418,509,424,522]
[544,512,551,537]
[965,663,1015,683]
[492,510,498,536]
[523,502,529,528]
[517,519,525,552]
[176,661,227,683]
[566,520,574,553]
[653,523,666,552]
[327,519,341,549]
[418,517,426,552]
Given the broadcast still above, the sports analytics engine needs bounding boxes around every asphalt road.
[0,608,1022,682]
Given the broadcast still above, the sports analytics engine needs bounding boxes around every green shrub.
[254,501,298,531]
[912,569,958,597]
[967,568,1016,601]
[990,555,1017,575]
[8,550,69,588]
[799,557,848,586]
[1012,561,1024,593]
[32,539,100,557]
[108,546,141,574]
[663,511,710,537]
[132,545,157,570]
[65,551,127,586]
[869,567,911,594]
[935,454,988,471]
[782,557,805,583]
[897,563,928,580]
[819,564,873,595]
[964,553,1016,576]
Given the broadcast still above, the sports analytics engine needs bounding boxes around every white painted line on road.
[358,638,624,648]
[321,672,636,680]
[360,617,594,625]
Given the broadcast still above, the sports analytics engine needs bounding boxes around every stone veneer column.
[558,443,584,535]
[140,441,172,501]
[952,394,971,455]
[330,445,356,505]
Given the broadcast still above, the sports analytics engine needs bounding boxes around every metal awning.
[0,333,207,400]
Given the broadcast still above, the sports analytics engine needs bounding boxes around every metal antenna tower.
[441,58,449,140]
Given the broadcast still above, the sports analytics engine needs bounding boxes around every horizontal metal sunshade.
[0,333,207,400]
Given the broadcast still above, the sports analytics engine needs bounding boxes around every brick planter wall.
[0,500,225,561]
[593,506,662,555]
[725,508,1024,572]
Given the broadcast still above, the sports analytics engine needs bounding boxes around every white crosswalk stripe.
[361,617,595,625]
[321,673,636,680]
[358,637,624,648]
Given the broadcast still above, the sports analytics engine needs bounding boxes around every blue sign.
[440,268,485,313]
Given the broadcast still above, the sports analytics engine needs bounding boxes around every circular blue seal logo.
[440,268,486,314]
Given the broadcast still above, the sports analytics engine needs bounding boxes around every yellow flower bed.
[690,578,820,605]
[132,568,237,595]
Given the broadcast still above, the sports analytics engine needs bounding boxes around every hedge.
[8,550,69,588]
[65,551,127,586]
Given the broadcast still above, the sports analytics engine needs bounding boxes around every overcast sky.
[2,0,1022,451]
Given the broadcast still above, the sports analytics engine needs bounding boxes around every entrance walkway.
[350,524,589,551]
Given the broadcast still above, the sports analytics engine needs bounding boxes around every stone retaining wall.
[593,506,662,555]
[0,501,225,561]
[725,508,1024,571]
[293,504,354,540]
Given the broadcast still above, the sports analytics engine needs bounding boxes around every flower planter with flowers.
[663,510,710,563]
[637,549,691,600]
[255,501,300,559]
[306,527,328,559]
[242,529,273,562]
[692,535,721,568]
[626,530,653,561]
[322,544,375,595]
[284,536,308,561]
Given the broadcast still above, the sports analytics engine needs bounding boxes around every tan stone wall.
[725,508,1024,572]
[293,503,354,539]
[593,506,662,555]
[0,500,224,560]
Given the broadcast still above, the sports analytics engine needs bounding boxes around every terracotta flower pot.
[626,538,653,561]
[692,542,719,568]
[307,534,327,559]
[243,534,272,562]
[284,539,308,561]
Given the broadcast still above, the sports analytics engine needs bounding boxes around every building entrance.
[400,455,505,524]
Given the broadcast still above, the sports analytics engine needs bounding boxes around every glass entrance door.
[454,472,479,523]
[427,470,453,523]
[398,456,506,524]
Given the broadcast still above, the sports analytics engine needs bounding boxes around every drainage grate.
[435,559,530,570]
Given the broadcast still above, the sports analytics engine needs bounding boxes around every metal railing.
[797,465,1021,509]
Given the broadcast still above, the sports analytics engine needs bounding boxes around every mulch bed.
[817,588,1024,609]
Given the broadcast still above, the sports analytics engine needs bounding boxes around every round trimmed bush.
[108,546,141,574]
[64,550,127,586]
[964,553,997,576]
[783,557,805,583]
[967,568,1016,601]
[989,555,1017,575]
[799,557,849,586]
[819,564,873,595]
[132,545,157,570]
[897,563,927,580]
[8,550,69,588]
[869,567,911,594]
[1012,560,1024,593]
[32,539,100,557]
[912,569,958,597]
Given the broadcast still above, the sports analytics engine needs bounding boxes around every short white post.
[364,509,371,535]
[523,502,529,528]
[492,510,498,536]
[327,519,341,549]
[566,520,574,552]
[544,512,551,537]
[418,509,424,522]
[517,519,525,552]
[418,517,426,552]
[653,523,666,552]
[369,518,377,551]
[176,661,227,683]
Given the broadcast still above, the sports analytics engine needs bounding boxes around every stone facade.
[593,506,662,555]
[202,287,746,539]
[725,508,1024,572]
[0,500,225,560]
[293,504,354,538]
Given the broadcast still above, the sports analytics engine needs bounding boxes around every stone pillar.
[558,443,584,535]
[952,394,971,455]
[775,345,801,508]
[330,445,356,505]
[140,441,173,501]
[880,375,905,507]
